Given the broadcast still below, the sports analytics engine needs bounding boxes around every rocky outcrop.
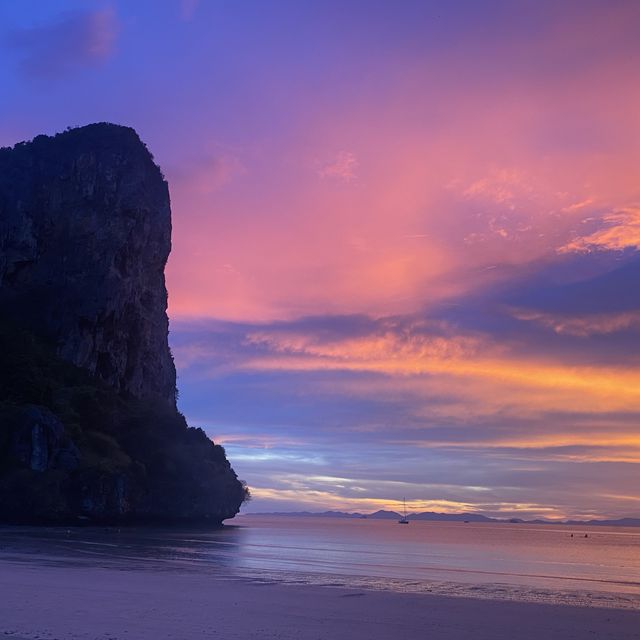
[0,124,248,524]
[8,406,79,472]
[0,124,175,404]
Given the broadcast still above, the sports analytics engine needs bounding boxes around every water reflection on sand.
[0,524,247,572]
[2,516,640,610]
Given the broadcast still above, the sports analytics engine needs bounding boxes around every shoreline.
[1,559,640,640]
[2,520,640,613]
[229,569,640,611]
[3,551,640,611]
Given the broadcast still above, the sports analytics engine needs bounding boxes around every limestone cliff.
[0,124,248,524]
[0,124,175,404]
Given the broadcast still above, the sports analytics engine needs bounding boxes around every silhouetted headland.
[247,510,640,526]
[0,123,248,524]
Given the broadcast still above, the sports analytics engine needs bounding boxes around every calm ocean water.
[2,515,640,608]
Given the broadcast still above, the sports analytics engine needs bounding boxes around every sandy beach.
[1,561,639,640]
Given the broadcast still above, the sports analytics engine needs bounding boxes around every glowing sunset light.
[3,0,640,519]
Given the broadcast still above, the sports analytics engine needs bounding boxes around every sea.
[2,515,640,609]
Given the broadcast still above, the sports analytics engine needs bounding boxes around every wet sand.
[1,561,639,640]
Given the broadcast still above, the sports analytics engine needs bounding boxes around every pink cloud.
[462,168,533,206]
[318,151,359,182]
[165,1,640,324]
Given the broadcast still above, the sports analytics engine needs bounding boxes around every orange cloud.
[403,433,640,453]
[245,325,481,362]
[167,320,640,432]
[238,331,640,405]
[246,485,569,519]
[247,486,478,514]
[559,207,640,253]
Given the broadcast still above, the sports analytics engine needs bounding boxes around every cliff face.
[0,124,175,404]
[0,124,247,524]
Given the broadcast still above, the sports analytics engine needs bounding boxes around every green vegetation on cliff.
[0,320,249,524]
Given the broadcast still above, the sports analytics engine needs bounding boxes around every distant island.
[0,124,248,524]
[245,510,640,527]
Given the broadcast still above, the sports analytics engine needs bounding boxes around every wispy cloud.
[244,322,480,363]
[561,198,594,213]
[247,485,481,514]
[511,308,640,337]
[559,207,640,253]
[173,313,640,415]
[318,150,358,182]
[462,168,533,207]
[6,8,119,78]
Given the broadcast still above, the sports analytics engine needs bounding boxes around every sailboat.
[398,498,409,524]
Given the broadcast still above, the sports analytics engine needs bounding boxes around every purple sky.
[2,1,640,518]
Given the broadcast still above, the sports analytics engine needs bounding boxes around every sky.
[2,0,640,520]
